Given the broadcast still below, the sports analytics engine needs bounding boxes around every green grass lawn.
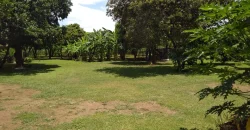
[0,60,246,130]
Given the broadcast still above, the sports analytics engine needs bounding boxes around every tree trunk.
[88,55,93,62]
[48,49,53,59]
[114,44,118,60]
[120,50,126,61]
[176,60,182,72]
[51,49,55,58]
[176,59,185,72]
[28,47,32,57]
[82,52,87,61]
[60,47,63,59]
[151,47,157,64]
[132,49,138,61]
[106,49,111,61]
[23,48,27,58]
[99,55,103,62]
[49,52,52,59]
[45,49,48,56]
[88,52,93,62]
[165,44,169,59]
[146,49,149,61]
[15,45,24,68]
[181,61,185,70]
[148,49,152,61]
[0,46,10,68]
[33,48,37,59]
[200,59,204,65]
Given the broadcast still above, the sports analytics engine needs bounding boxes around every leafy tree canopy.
[0,0,72,67]
[188,0,250,126]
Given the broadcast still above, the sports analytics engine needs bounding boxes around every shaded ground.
[0,63,60,76]
[207,82,250,92]
[0,84,175,130]
[97,61,237,78]
[96,66,179,78]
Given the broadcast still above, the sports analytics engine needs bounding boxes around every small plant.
[15,112,41,124]
[7,48,15,63]
[24,57,33,63]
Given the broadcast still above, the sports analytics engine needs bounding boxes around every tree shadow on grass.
[96,66,179,78]
[110,61,173,66]
[96,64,227,78]
[0,63,61,76]
[180,127,216,130]
[97,61,233,78]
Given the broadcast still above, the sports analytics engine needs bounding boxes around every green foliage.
[0,0,72,66]
[188,0,250,126]
[65,28,116,62]
[15,112,41,124]
[63,23,86,45]
[42,26,64,59]
[114,23,126,60]
[24,57,33,63]
[107,0,222,66]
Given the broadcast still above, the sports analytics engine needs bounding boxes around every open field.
[0,60,248,130]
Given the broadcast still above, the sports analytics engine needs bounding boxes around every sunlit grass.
[0,60,247,130]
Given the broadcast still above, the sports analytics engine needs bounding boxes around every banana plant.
[102,28,116,61]
[65,28,116,62]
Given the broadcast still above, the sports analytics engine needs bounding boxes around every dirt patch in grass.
[0,84,44,130]
[207,82,250,92]
[132,102,176,115]
[206,82,220,88]
[0,84,176,129]
[234,84,250,92]
[52,100,176,123]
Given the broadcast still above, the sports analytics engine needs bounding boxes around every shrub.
[24,57,33,63]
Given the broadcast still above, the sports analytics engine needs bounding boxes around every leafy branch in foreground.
[189,0,250,128]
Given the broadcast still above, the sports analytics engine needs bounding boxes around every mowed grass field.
[0,60,247,130]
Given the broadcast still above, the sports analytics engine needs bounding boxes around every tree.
[114,22,127,60]
[0,0,72,67]
[0,45,10,68]
[65,28,116,62]
[102,28,116,61]
[189,0,250,128]
[107,0,161,64]
[43,26,63,59]
[63,24,86,45]
[107,0,230,68]
[62,24,85,59]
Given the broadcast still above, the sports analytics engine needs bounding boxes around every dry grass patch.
[207,82,250,92]
[0,84,176,129]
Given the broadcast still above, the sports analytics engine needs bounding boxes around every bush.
[24,57,33,63]
[7,56,14,63]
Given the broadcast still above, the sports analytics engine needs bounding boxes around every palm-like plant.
[64,28,116,62]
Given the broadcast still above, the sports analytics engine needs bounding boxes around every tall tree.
[114,22,127,60]
[63,23,86,45]
[0,0,72,67]
[107,0,231,67]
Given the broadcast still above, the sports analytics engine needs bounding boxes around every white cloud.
[60,0,115,32]
[72,0,105,5]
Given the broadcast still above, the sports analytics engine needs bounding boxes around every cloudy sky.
[59,0,115,32]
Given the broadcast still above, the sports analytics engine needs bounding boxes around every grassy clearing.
[0,60,247,130]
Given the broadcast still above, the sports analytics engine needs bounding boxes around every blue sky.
[59,0,115,32]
